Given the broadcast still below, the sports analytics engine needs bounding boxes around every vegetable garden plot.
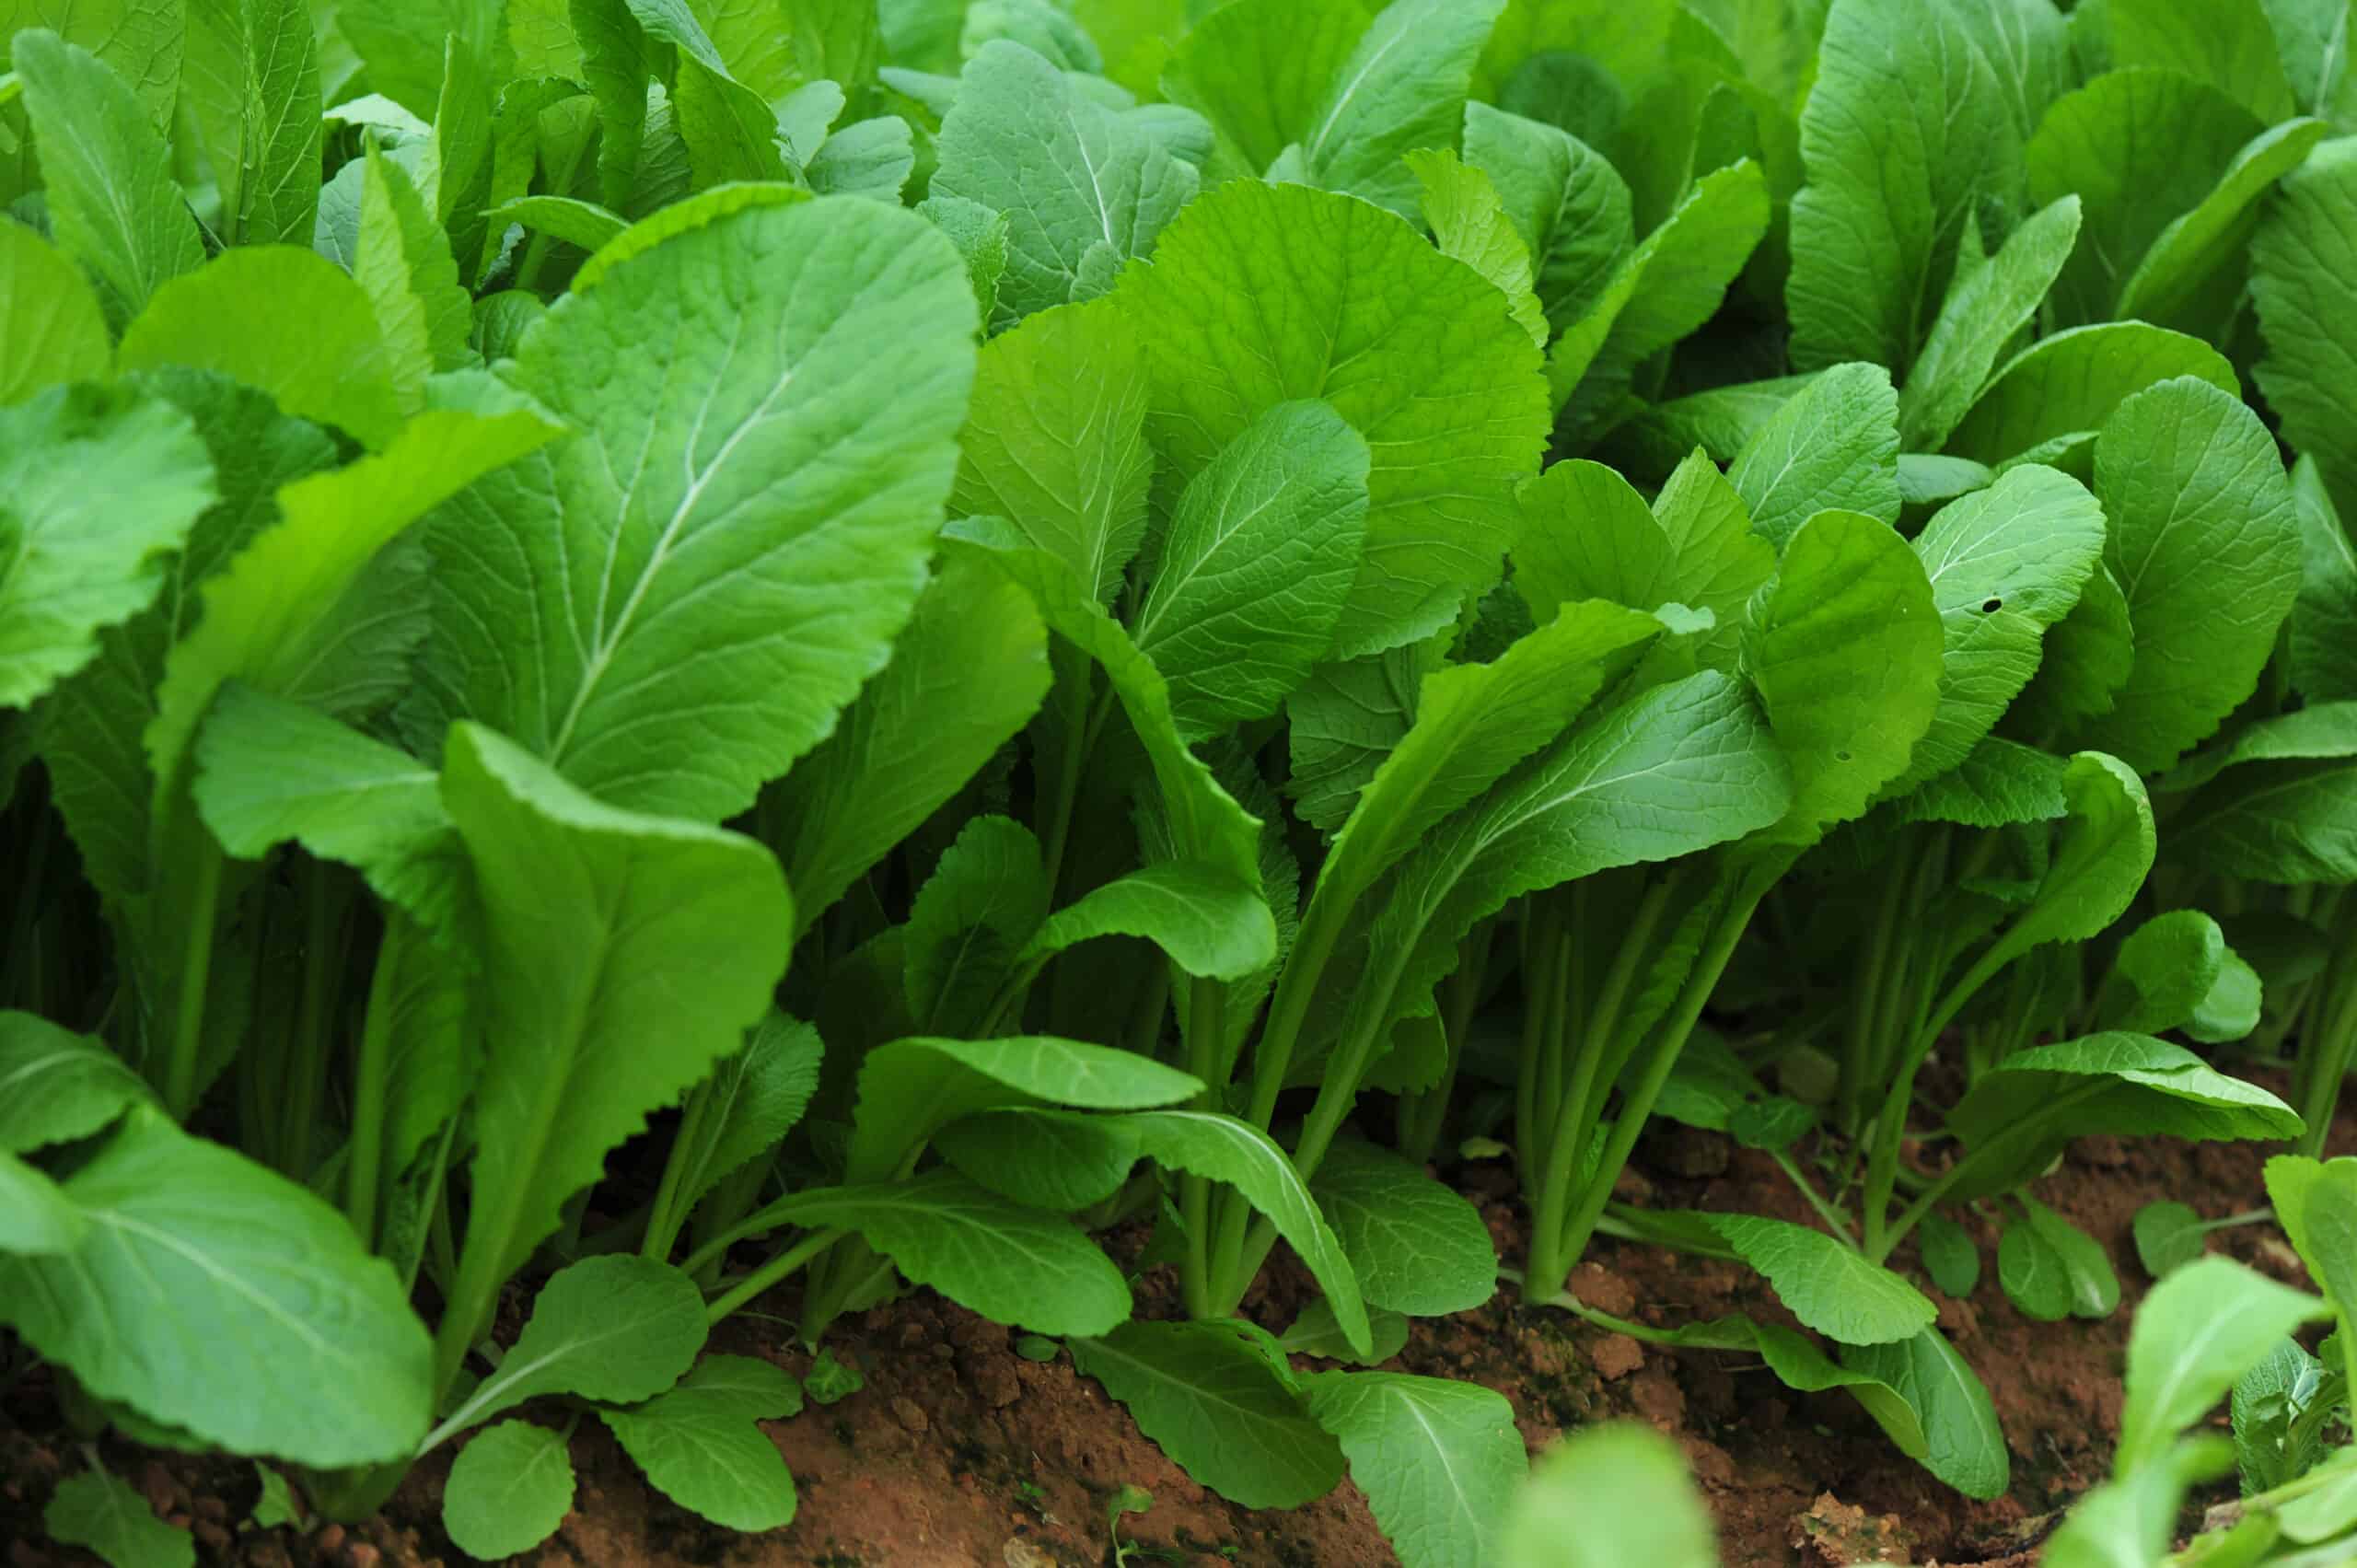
[3,0,2357,1563]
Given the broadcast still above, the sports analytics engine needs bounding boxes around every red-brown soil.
[6,1098,2341,1568]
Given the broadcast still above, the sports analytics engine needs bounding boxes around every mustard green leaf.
[1297,0,1506,220]
[442,1420,575,1560]
[0,219,110,404]
[1727,363,1900,549]
[1899,197,2082,452]
[1945,321,2237,466]
[2109,0,2297,122]
[182,0,322,249]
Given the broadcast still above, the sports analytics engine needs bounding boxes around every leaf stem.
[161,835,226,1120]
[345,917,411,1249]
[703,1227,845,1327]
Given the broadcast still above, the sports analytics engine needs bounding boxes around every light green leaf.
[672,1014,822,1217]
[1120,176,1550,656]
[1607,374,1816,473]
[2101,910,2235,1037]
[1159,0,1371,175]
[116,248,406,447]
[1513,460,1675,621]
[2255,137,2357,487]
[567,184,810,297]
[1898,197,2082,452]
[0,1149,84,1255]
[1898,454,1996,510]
[425,1255,707,1446]
[12,29,203,332]
[845,1033,1202,1183]
[415,197,976,822]
[0,1107,432,1465]
[1024,862,1277,981]
[2026,68,2264,328]
[183,0,322,249]
[1303,1371,1525,1568]
[487,193,628,254]
[1740,510,1944,847]
[1409,146,1549,346]
[762,1170,1132,1336]
[598,1354,799,1531]
[0,1012,152,1153]
[934,1107,1143,1212]
[0,221,110,404]
[1840,1329,2010,1500]
[2007,560,2135,742]
[1311,1140,1497,1317]
[902,815,1048,1033]
[2289,458,2357,703]
[1891,463,2108,794]
[918,192,1012,325]
[0,383,215,710]
[443,1420,575,1560]
[1297,0,1506,219]
[2080,378,2303,773]
[1500,1423,1713,1568]
[3,0,184,128]
[807,114,916,203]
[1945,322,2237,466]
[1284,642,1439,836]
[1071,1319,1345,1509]
[932,39,1195,321]
[145,399,560,807]
[1649,448,1778,672]
[950,296,1153,609]
[1726,363,1900,550]
[1707,1214,1935,1345]
[2109,0,2297,121]
[1134,400,1370,738]
[1918,1212,1981,1297]
[1900,736,2072,828]
[42,1469,194,1568]
[435,724,793,1352]
[1786,0,2031,375]
[354,145,474,409]
[2116,1256,2328,1473]
[2133,1201,2209,1278]
[2122,117,2331,331]
[1980,752,2154,975]
[1461,102,1633,336]
[2022,1196,2120,1319]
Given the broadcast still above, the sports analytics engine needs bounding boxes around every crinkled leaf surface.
[1727,363,1900,550]
[1295,0,1505,219]
[1311,1140,1497,1317]
[1708,1214,1937,1345]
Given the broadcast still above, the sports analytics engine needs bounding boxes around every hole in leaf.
[1981,597,2003,612]
[1835,749,1853,762]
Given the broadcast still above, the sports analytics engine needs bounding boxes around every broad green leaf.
[2081,378,2303,773]
[1513,460,1675,621]
[435,724,793,1342]
[415,197,976,822]
[1353,670,1788,1040]
[1318,600,1664,912]
[1281,1300,1412,1365]
[425,1255,708,1444]
[1917,1212,1981,1297]
[672,1014,822,1217]
[1134,401,1371,738]
[846,1033,1202,1183]
[1500,1423,1713,1568]
[1120,177,1550,656]
[1460,101,1633,335]
[354,146,475,409]
[2255,137,2357,486]
[12,29,203,332]
[116,248,406,447]
[0,1149,85,1255]
[1159,0,1370,174]
[2007,561,2135,742]
[1899,454,1996,510]
[1649,448,1778,671]
[1023,862,1277,981]
[3,0,184,128]
[336,0,505,119]
[443,1421,575,1561]
[1946,1034,2305,1202]
[1945,322,2238,466]
[191,683,467,941]
[0,383,215,710]
[918,193,1011,324]
[1707,1214,1935,1345]
[0,222,109,404]
[934,1107,1143,1212]
[2026,68,2264,328]
[1284,641,1439,835]
[931,39,1196,321]
[2266,1154,2351,1276]
[2235,1337,2328,1495]
[146,399,560,805]
[37,372,338,905]
[944,523,1265,885]
[806,114,916,203]
[1606,374,1816,473]
[2289,458,2357,702]
[1840,1329,2010,1500]
[1978,753,2154,974]
[1296,0,1506,219]
[770,552,1052,938]
[183,0,322,249]
[2279,1449,2357,1544]
[2116,1256,2328,1473]
[1303,1372,1524,1568]
[568,185,812,297]
[1312,1140,1497,1316]
[2122,117,2331,331]
[949,295,1154,607]
[2101,910,2235,1037]
[2038,1441,2230,1568]
[2022,1196,2120,1318]
[763,1170,1132,1335]
[617,0,790,189]
[1071,1319,1345,1509]
[1785,0,2032,375]
[2110,0,2297,121]
[598,1354,799,1530]
[1409,147,1550,346]
[1898,198,2082,452]
[1726,363,1900,550]
[1740,510,1943,847]
[41,1470,193,1568]
[1550,160,1769,433]
[2297,1167,2357,1337]
[1890,464,2107,794]
[2134,1201,2210,1277]
[0,1012,152,1153]
[0,1107,432,1465]
[2170,706,2357,884]
[1900,736,2072,828]
[903,814,1049,1033]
